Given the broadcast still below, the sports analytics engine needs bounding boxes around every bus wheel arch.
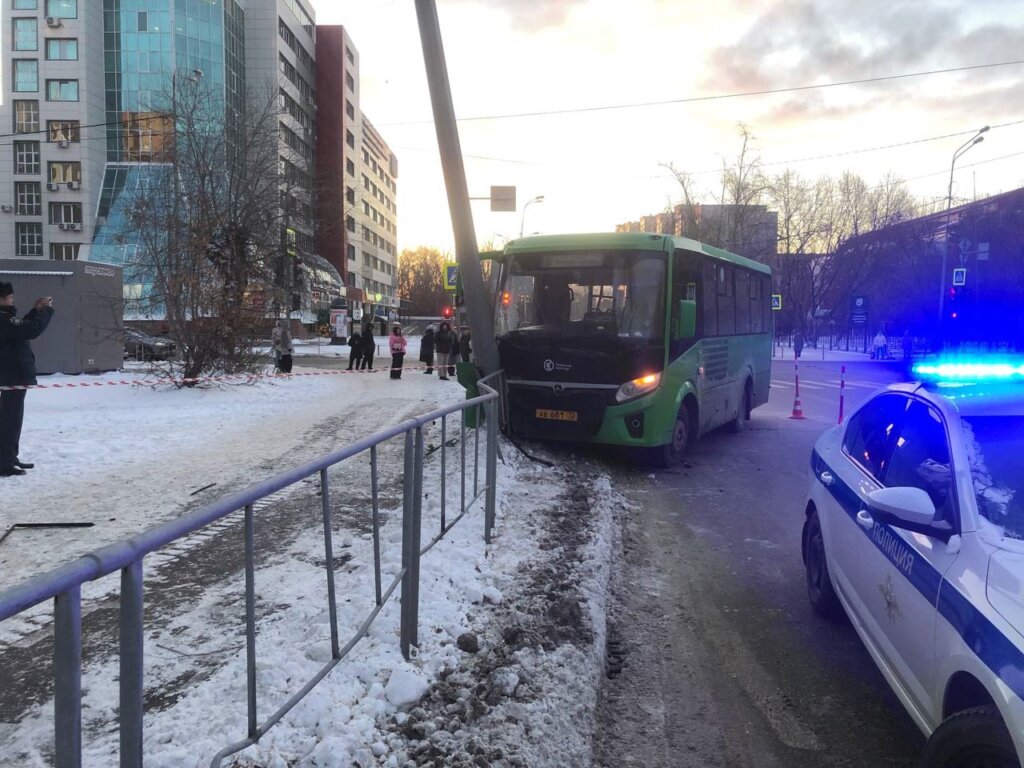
[727,375,753,433]
[650,393,698,468]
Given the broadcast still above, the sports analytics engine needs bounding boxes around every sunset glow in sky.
[312,0,1024,253]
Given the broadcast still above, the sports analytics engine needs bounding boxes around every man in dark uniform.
[0,282,54,476]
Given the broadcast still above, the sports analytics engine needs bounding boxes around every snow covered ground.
[0,346,616,767]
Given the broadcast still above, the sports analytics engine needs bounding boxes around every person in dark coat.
[448,334,460,378]
[360,325,375,370]
[347,328,361,371]
[434,322,453,380]
[459,327,472,363]
[420,326,436,374]
[0,282,54,476]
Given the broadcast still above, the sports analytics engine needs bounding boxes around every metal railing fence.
[0,378,503,768]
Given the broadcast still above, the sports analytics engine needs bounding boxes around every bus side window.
[717,265,735,335]
[735,270,751,334]
[673,250,702,336]
[703,259,717,336]
[749,272,763,333]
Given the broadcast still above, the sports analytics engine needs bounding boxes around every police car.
[802,362,1024,767]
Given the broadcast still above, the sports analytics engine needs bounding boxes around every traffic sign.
[771,294,782,311]
[490,186,516,212]
[953,268,967,287]
[850,295,868,325]
[443,264,459,291]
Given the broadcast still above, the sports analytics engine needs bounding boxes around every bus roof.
[503,232,771,275]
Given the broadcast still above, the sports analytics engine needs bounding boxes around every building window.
[13,101,39,133]
[346,100,355,120]
[46,79,78,101]
[345,71,354,91]
[45,0,76,18]
[13,18,38,51]
[48,161,81,183]
[346,216,355,233]
[346,159,355,177]
[14,0,39,8]
[346,187,355,205]
[50,243,80,261]
[136,11,147,32]
[15,223,43,257]
[15,182,42,216]
[363,251,372,266]
[45,38,78,60]
[346,130,355,149]
[14,141,41,174]
[13,60,39,92]
[48,201,81,225]
[345,46,354,64]
[347,244,355,260]
[47,120,80,142]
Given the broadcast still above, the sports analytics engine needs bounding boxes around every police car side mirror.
[868,487,951,540]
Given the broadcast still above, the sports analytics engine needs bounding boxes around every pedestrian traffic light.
[948,287,960,320]
[442,306,453,319]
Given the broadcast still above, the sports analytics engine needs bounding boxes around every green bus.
[490,232,773,465]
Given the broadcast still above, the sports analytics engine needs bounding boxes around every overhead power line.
[379,60,1024,126]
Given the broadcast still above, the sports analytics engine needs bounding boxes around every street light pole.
[937,126,988,332]
[519,195,544,238]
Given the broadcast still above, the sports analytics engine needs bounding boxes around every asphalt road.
[595,358,925,768]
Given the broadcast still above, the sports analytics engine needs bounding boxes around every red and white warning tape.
[0,363,462,392]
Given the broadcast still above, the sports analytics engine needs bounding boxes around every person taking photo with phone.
[0,282,54,476]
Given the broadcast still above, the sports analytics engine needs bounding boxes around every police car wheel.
[804,511,842,620]
[919,706,1019,768]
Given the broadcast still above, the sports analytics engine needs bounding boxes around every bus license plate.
[536,409,578,422]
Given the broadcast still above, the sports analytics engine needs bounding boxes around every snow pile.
[0,358,618,768]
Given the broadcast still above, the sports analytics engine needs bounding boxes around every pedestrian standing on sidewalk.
[435,322,453,380]
[420,325,436,374]
[459,327,472,363]
[793,328,804,360]
[902,330,913,361]
[271,319,293,373]
[448,333,460,378]
[0,283,54,476]
[347,327,361,371]
[360,325,376,370]
[388,325,407,379]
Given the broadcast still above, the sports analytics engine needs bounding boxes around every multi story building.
[617,203,778,263]
[0,0,342,324]
[315,25,398,326]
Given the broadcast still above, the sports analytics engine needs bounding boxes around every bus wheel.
[651,411,690,467]
[728,379,753,433]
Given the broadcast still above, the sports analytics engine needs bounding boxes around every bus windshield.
[496,251,666,340]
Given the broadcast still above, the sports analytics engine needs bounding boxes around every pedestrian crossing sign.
[443,264,459,291]
[952,268,967,287]
[771,294,783,311]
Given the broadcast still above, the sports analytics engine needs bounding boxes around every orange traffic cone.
[789,361,807,420]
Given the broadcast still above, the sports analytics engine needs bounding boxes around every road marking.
[827,379,882,389]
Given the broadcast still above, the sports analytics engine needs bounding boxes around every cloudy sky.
[311,0,1024,252]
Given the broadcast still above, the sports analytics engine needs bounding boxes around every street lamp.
[938,125,988,330]
[519,195,544,238]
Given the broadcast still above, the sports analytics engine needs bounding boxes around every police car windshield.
[961,415,1024,539]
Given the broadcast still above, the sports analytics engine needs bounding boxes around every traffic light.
[442,306,453,319]
[948,287,959,320]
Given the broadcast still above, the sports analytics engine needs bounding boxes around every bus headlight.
[615,372,661,403]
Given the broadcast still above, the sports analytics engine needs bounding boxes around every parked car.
[802,363,1024,768]
[124,328,176,361]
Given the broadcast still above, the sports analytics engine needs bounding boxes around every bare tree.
[122,79,298,384]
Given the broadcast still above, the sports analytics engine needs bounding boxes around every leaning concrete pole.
[414,0,499,377]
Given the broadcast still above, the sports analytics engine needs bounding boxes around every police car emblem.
[543,359,555,372]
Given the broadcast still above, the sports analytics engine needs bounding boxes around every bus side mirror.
[675,300,697,339]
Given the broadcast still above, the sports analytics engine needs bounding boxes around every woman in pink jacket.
[388,325,407,379]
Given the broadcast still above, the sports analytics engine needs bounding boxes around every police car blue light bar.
[913,361,1024,380]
